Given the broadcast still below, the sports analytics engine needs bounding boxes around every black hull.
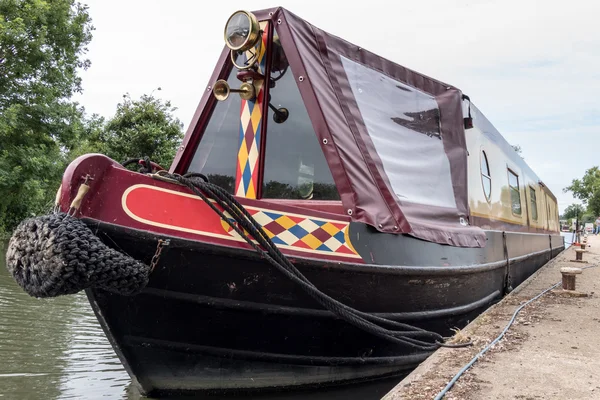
[85,221,563,396]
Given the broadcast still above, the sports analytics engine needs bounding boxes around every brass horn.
[212,79,255,101]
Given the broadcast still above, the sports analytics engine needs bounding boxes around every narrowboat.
[6,6,563,397]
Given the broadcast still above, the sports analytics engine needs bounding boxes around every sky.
[73,0,600,214]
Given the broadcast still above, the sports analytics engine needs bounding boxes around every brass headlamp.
[213,9,290,125]
[224,10,260,52]
[224,10,262,71]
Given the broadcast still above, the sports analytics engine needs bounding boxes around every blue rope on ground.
[434,264,597,400]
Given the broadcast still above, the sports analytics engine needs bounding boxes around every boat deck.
[383,235,600,400]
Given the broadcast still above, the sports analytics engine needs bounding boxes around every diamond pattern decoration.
[235,22,269,199]
[221,208,358,257]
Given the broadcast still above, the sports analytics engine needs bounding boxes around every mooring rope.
[5,156,472,352]
[162,170,471,352]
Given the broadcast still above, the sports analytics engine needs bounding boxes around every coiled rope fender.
[6,212,151,298]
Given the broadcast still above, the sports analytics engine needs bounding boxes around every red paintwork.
[61,154,363,263]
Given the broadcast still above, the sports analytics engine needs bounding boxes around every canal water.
[0,242,134,399]
[0,234,572,399]
[0,241,399,399]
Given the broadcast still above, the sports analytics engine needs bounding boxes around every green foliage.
[564,167,600,217]
[0,0,93,237]
[581,213,595,224]
[562,204,584,220]
[66,113,105,161]
[97,92,183,168]
[0,2,184,238]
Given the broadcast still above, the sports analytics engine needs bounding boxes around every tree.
[562,204,584,220]
[0,0,93,235]
[564,167,600,217]
[98,92,184,168]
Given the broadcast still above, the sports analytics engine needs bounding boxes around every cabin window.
[340,56,456,209]
[480,151,491,201]
[508,169,521,215]
[529,186,538,221]
[186,61,243,193]
[261,30,340,200]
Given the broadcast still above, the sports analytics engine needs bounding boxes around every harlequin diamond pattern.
[247,210,357,255]
[235,23,269,199]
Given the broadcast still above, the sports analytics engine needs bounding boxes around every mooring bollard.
[581,243,587,250]
[560,267,582,291]
[574,248,585,262]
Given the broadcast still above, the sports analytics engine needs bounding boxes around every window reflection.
[186,63,242,193]
[262,31,340,200]
[480,151,491,201]
[529,186,538,220]
[341,56,455,208]
[508,169,521,215]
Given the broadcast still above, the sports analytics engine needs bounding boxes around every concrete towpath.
[383,235,600,400]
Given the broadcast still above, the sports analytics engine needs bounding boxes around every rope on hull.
[4,157,472,353]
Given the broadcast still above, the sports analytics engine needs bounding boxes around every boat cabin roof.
[171,7,553,247]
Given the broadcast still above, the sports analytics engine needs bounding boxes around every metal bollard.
[560,267,582,291]
[574,249,585,261]
[581,243,587,250]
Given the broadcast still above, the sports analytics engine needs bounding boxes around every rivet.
[207,86,211,91]
[347,209,353,216]
[378,224,383,229]
[277,19,282,24]
[269,12,274,16]
[179,145,185,151]
[393,226,398,230]
[322,138,328,145]
[298,76,304,82]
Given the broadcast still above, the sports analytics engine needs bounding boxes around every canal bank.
[383,235,600,400]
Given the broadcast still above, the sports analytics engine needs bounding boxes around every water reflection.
[560,231,573,247]
[0,242,399,400]
[0,242,134,399]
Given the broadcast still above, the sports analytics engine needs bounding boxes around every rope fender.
[5,212,151,298]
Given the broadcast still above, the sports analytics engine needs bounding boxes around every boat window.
[508,169,521,215]
[480,151,491,201]
[261,30,340,200]
[340,56,456,208]
[529,186,538,221]
[186,61,242,193]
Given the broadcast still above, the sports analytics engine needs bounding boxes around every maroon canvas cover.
[173,7,487,248]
